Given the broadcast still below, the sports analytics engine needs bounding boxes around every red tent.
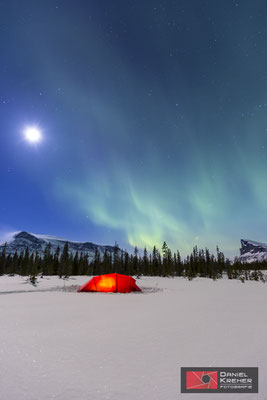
[77,273,141,293]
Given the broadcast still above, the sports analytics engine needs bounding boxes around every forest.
[0,241,266,283]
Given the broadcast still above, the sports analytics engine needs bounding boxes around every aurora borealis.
[1,0,267,258]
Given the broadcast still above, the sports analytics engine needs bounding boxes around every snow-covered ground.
[0,275,266,400]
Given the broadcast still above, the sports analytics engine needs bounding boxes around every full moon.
[23,126,42,143]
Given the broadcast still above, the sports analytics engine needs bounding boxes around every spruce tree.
[113,242,120,272]
[60,242,70,278]
[0,243,7,275]
[72,251,79,275]
[21,247,30,276]
[142,247,149,275]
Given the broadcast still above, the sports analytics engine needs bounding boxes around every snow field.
[0,275,266,400]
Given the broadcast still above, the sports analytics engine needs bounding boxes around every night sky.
[1,0,267,258]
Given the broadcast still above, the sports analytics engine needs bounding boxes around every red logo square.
[186,370,218,390]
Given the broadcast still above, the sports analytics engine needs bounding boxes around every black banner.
[181,367,258,393]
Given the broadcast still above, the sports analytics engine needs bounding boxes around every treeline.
[0,241,266,282]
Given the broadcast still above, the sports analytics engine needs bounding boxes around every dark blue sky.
[1,0,267,257]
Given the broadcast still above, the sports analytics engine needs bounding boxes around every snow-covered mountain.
[0,231,116,260]
[239,239,267,263]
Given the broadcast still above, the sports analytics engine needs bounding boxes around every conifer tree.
[103,249,112,274]
[152,246,159,275]
[92,247,101,275]
[52,246,60,275]
[21,247,30,275]
[43,243,52,276]
[124,250,129,275]
[11,251,19,275]
[133,246,139,276]
[60,241,70,278]
[142,247,149,275]
[113,242,120,272]
[0,243,7,275]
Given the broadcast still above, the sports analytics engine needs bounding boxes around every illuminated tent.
[77,273,141,293]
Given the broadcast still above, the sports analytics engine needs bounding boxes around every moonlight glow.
[23,126,42,143]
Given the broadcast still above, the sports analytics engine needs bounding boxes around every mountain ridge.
[239,239,267,263]
[1,232,267,263]
[0,231,116,260]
